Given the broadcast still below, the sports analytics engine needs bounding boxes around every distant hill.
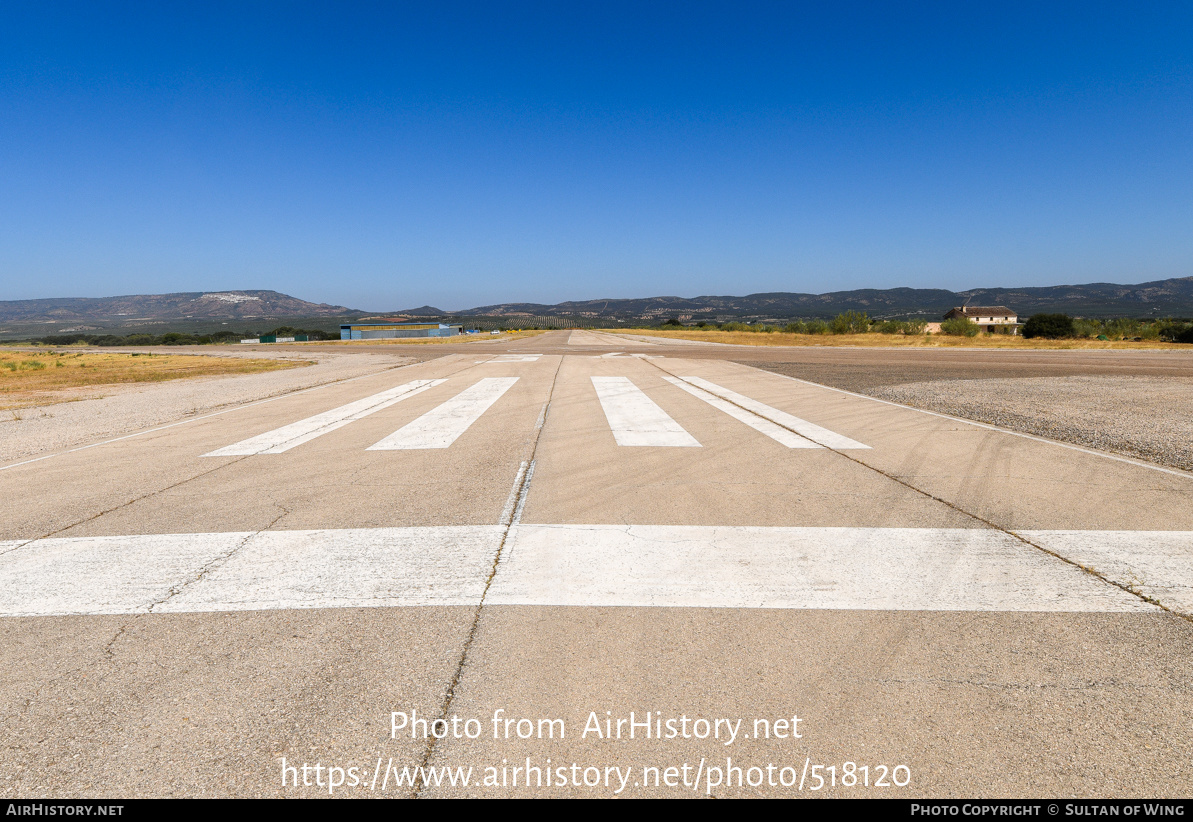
[0,290,363,324]
[4,277,1191,332]
[400,276,1193,321]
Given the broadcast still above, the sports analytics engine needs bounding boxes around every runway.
[3,331,1192,797]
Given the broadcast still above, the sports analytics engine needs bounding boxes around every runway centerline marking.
[676,376,870,450]
[662,376,820,448]
[0,526,1171,616]
[368,377,519,450]
[202,380,446,456]
[591,376,700,447]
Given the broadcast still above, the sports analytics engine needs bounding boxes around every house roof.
[955,306,1015,316]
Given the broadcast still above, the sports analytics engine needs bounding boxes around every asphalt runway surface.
[3,330,1192,797]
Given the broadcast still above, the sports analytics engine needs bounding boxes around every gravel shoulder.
[0,349,424,464]
[744,352,1193,474]
[868,376,1193,473]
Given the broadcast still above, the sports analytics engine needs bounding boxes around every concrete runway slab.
[2,331,1191,797]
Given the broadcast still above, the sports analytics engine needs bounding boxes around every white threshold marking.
[478,355,541,363]
[368,377,519,450]
[662,376,819,448]
[677,376,869,450]
[0,526,1172,616]
[202,380,446,456]
[591,376,700,447]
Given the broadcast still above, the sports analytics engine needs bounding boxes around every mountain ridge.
[402,276,1193,320]
[3,277,1191,327]
[0,290,362,323]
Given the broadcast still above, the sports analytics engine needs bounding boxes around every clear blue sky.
[2,2,1190,310]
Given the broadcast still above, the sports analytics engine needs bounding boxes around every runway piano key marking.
[662,376,820,448]
[591,376,701,447]
[201,380,447,457]
[676,376,871,450]
[368,377,519,450]
[0,527,1166,616]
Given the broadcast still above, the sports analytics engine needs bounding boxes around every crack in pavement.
[146,505,292,613]
[411,355,564,798]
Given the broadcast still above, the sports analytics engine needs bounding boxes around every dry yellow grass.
[0,350,302,410]
[605,328,1186,350]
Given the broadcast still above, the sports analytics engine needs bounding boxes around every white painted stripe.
[158,527,500,612]
[202,380,446,456]
[591,377,700,447]
[368,377,519,450]
[1020,530,1193,614]
[478,355,541,362]
[0,532,250,615]
[677,376,870,449]
[499,461,530,526]
[1,526,1172,616]
[772,372,1193,480]
[488,526,1151,612]
[662,376,819,448]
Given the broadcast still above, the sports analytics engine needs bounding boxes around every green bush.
[805,320,829,334]
[1103,318,1141,340]
[783,321,806,334]
[940,316,980,337]
[720,321,749,332]
[904,319,927,334]
[829,311,871,334]
[1021,313,1075,339]
[1175,326,1193,344]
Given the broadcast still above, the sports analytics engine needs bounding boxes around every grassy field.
[606,328,1188,350]
[0,350,303,410]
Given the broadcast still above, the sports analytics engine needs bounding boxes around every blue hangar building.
[340,321,464,340]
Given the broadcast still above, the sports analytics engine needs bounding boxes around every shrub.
[1176,326,1193,344]
[783,321,807,334]
[1021,313,1075,339]
[875,320,908,334]
[1103,318,1141,340]
[829,311,871,334]
[805,320,830,335]
[904,319,927,334]
[940,316,980,337]
[662,318,682,327]
[720,321,748,332]
[1072,318,1102,338]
